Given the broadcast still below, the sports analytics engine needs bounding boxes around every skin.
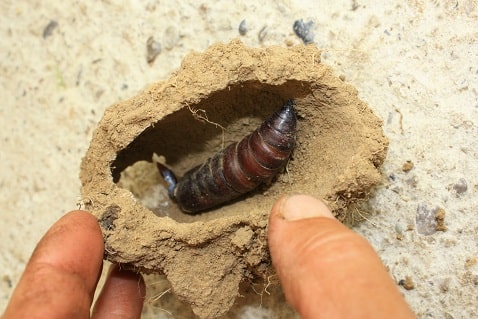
[268,195,417,319]
[3,195,416,318]
[2,211,145,319]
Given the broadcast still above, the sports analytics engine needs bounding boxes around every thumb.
[268,195,415,319]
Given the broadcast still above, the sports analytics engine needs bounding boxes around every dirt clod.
[401,276,415,290]
[402,160,414,172]
[435,208,447,232]
[80,40,388,318]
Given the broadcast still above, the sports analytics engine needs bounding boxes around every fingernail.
[280,194,335,221]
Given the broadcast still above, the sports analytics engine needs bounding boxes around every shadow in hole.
[111,80,310,182]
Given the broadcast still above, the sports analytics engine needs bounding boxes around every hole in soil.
[110,80,310,223]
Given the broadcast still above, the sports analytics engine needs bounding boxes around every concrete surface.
[1,0,477,318]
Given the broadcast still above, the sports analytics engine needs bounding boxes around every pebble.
[395,223,404,240]
[416,205,447,234]
[435,208,447,232]
[416,203,437,235]
[293,19,315,44]
[452,178,468,194]
[238,19,247,36]
[402,160,414,172]
[403,276,415,290]
[146,36,162,64]
[399,276,415,290]
[43,20,58,39]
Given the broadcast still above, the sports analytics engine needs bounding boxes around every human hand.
[268,195,416,319]
[2,211,145,319]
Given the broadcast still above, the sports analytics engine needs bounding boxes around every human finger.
[91,264,145,319]
[268,195,416,319]
[2,210,104,319]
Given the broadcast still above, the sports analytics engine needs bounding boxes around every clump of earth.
[80,40,388,319]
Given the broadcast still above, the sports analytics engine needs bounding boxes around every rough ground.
[1,1,477,318]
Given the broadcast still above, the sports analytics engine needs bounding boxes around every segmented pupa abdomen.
[173,100,296,213]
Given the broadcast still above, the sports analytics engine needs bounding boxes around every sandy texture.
[80,41,387,318]
[1,1,477,318]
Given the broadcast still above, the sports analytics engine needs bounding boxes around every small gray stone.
[43,20,58,39]
[416,203,437,235]
[146,36,162,64]
[293,19,314,44]
[238,19,247,36]
[453,178,468,194]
